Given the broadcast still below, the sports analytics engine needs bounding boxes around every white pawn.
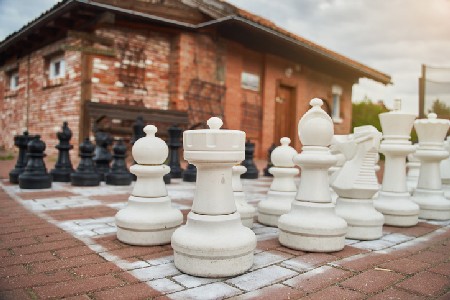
[257,137,298,227]
[232,165,256,227]
[440,137,450,198]
[115,125,183,245]
[278,98,347,252]
[373,107,419,227]
[171,117,256,277]
[412,114,450,220]
[333,126,385,240]
[406,150,420,193]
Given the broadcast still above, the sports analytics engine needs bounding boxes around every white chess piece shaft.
[232,165,256,227]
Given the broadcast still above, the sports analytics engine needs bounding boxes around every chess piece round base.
[70,173,100,187]
[50,169,72,182]
[278,202,347,252]
[374,191,419,227]
[18,173,52,189]
[258,191,296,227]
[116,195,183,246]
[171,211,256,277]
[335,197,384,240]
[234,191,256,228]
[105,173,132,186]
[170,169,183,179]
[241,169,259,179]
[9,170,21,184]
[182,164,197,182]
[163,173,171,184]
[412,188,450,220]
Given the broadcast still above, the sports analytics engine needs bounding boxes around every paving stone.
[147,278,184,294]
[340,269,405,294]
[228,283,305,300]
[428,261,450,276]
[169,282,241,300]
[284,266,352,292]
[131,263,180,281]
[172,274,220,288]
[396,271,450,296]
[368,287,426,300]
[16,190,77,200]
[304,285,366,300]
[280,253,336,272]
[0,288,33,300]
[352,239,397,251]
[378,257,431,275]
[227,265,297,291]
[408,250,449,264]
[250,250,292,270]
[93,282,160,300]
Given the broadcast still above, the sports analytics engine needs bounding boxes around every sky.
[1,0,450,115]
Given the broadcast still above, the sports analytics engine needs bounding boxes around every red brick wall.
[0,37,82,157]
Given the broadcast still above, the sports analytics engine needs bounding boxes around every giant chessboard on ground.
[1,177,450,299]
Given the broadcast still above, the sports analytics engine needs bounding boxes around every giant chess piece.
[440,137,450,198]
[167,125,184,178]
[263,143,276,177]
[278,99,347,252]
[93,130,113,181]
[333,126,385,240]
[411,114,450,220]
[172,117,256,277]
[329,134,353,203]
[71,138,100,186]
[373,108,420,227]
[232,165,257,227]
[406,150,420,193]
[105,139,133,186]
[50,122,74,182]
[258,137,298,227]
[241,140,259,179]
[18,135,52,189]
[9,131,34,184]
[115,125,183,245]
[131,116,146,182]
[182,163,197,182]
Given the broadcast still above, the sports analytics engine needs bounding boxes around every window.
[8,70,19,90]
[49,55,65,79]
[241,72,260,91]
[331,84,343,122]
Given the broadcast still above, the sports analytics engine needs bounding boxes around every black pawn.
[241,140,259,179]
[9,131,34,184]
[18,135,52,189]
[50,122,74,182]
[131,116,145,181]
[182,163,197,182]
[167,125,183,178]
[106,139,132,186]
[71,138,100,186]
[263,143,276,177]
[93,130,113,181]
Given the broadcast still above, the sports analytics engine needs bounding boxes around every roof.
[0,0,390,84]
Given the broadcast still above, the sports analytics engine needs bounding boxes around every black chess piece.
[93,130,113,181]
[167,125,183,178]
[241,139,259,179]
[182,163,197,182]
[71,138,101,186]
[105,139,133,186]
[131,116,146,181]
[9,131,34,184]
[50,122,74,182]
[263,143,276,177]
[18,135,52,189]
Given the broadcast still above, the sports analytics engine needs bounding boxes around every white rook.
[374,109,419,227]
[171,117,256,277]
[412,114,450,220]
[232,165,257,228]
[115,125,183,245]
[278,98,347,252]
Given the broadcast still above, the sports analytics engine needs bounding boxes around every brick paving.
[0,163,450,299]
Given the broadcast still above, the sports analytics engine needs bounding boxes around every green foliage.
[429,98,450,118]
[351,100,389,133]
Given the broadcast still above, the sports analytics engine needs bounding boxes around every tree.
[352,99,389,133]
[429,99,450,118]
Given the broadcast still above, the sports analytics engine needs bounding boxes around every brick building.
[0,0,390,158]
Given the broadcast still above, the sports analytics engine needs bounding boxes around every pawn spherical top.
[298,98,334,147]
[271,137,297,167]
[132,125,168,165]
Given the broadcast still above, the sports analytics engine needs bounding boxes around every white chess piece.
[171,117,256,277]
[333,126,385,240]
[257,137,299,227]
[278,98,347,252]
[232,165,256,227]
[373,109,420,227]
[412,114,450,220]
[329,134,355,203]
[406,149,420,193]
[440,137,450,198]
[115,125,183,245]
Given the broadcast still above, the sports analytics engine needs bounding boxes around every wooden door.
[274,85,296,144]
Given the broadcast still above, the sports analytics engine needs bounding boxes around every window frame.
[331,84,343,123]
[48,55,65,80]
